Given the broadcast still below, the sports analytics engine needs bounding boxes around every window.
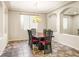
[63,16,68,29]
[20,15,37,30]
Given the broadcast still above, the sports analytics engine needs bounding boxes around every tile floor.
[1,41,33,57]
[1,40,79,57]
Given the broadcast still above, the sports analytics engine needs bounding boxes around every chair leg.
[44,45,45,54]
[44,45,48,54]
[50,43,52,53]
[44,44,52,54]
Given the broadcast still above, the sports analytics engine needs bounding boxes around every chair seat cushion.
[32,37,38,43]
[40,40,49,45]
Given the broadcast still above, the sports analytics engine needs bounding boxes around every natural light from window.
[20,15,37,30]
[63,17,68,30]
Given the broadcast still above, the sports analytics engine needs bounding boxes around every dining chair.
[46,30,53,53]
[27,30,32,49]
[43,29,48,36]
[28,30,38,49]
[31,28,36,35]
[39,29,53,54]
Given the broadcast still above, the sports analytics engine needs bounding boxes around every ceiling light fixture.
[33,0,40,11]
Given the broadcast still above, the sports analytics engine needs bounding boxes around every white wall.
[47,14,57,32]
[8,11,26,41]
[54,32,79,50]
[0,2,3,37]
[72,15,79,35]
[0,2,8,55]
[8,11,46,41]
[47,2,79,50]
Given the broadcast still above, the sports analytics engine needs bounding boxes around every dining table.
[32,32,54,50]
[32,32,54,39]
[33,33,46,38]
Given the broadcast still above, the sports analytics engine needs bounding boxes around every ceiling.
[6,1,74,13]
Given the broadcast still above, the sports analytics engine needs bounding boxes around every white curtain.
[20,15,37,30]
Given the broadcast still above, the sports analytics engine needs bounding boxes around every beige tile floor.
[1,40,79,57]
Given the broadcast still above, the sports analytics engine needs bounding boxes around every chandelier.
[32,16,41,23]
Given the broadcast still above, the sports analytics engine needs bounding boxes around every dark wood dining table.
[33,33,46,38]
[33,32,54,39]
[32,32,54,42]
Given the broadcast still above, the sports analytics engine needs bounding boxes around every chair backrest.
[47,29,53,37]
[48,30,53,42]
[27,30,32,40]
[43,29,48,36]
[31,28,36,35]
[43,29,53,36]
[46,29,53,42]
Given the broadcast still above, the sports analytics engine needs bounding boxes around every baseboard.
[8,37,28,42]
